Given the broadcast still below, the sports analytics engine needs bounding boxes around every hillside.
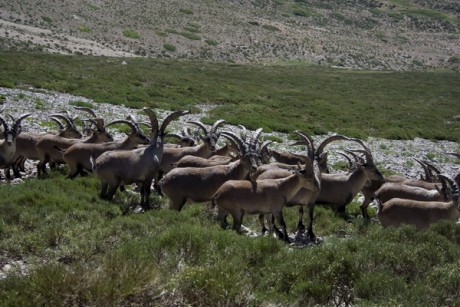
[0,0,459,71]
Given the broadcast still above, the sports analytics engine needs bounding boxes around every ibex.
[159,119,226,174]
[376,174,460,229]
[165,127,196,148]
[359,157,443,218]
[159,129,262,212]
[251,130,322,240]
[0,113,32,179]
[92,109,188,210]
[173,139,239,168]
[213,151,318,243]
[11,115,86,177]
[315,140,383,213]
[63,119,150,179]
[35,113,113,176]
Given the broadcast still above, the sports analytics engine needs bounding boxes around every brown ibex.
[376,174,460,229]
[0,113,32,179]
[63,119,150,179]
[160,129,261,212]
[213,150,319,243]
[92,109,188,209]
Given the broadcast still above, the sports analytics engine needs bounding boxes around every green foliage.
[0,51,458,142]
[77,25,92,33]
[33,98,46,110]
[163,44,176,52]
[0,173,459,305]
[179,8,193,15]
[180,32,201,40]
[262,24,280,32]
[69,100,94,109]
[204,39,219,46]
[447,56,460,64]
[122,29,140,39]
[41,16,52,23]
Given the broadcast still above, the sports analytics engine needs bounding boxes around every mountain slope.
[0,0,459,70]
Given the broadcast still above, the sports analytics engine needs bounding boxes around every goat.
[376,174,460,229]
[10,116,84,178]
[359,157,443,218]
[159,119,226,174]
[315,140,383,213]
[92,109,188,209]
[0,113,32,179]
[63,119,150,179]
[374,180,448,205]
[254,130,322,240]
[173,139,239,168]
[165,127,196,147]
[35,114,113,177]
[159,129,261,212]
[213,154,318,242]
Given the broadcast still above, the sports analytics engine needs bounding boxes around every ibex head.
[0,113,32,145]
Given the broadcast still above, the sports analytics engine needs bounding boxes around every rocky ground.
[1,86,459,181]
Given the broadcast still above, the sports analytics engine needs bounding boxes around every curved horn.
[294,130,315,160]
[337,152,354,169]
[422,160,442,175]
[413,158,431,181]
[160,110,189,135]
[249,128,263,151]
[348,148,374,165]
[105,119,139,133]
[437,174,459,199]
[187,120,208,136]
[73,106,97,117]
[50,114,73,127]
[142,108,159,134]
[211,119,226,135]
[344,149,365,164]
[0,115,8,131]
[238,125,248,141]
[0,105,5,113]
[49,117,64,130]
[316,134,351,156]
[13,113,32,132]
[259,140,273,153]
[220,131,248,154]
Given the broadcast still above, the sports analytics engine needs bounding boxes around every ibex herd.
[1,105,459,242]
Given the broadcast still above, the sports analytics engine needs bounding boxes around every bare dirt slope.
[0,0,459,70]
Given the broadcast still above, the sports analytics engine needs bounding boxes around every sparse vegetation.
[205,39,219,46]
[0,0,457,70]
[77,25,91,33]
[262,24,280,32]
[41,16,52,23]
[122,29,140,39]
[163,43,176,52]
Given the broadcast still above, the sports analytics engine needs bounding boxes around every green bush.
[163,44,176,52]
[262,24,280,32]
[41,16,52,23]
[77,25,91,33]
[205,39,219,46]
[123,29,140,39]
[180,32,201,40]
